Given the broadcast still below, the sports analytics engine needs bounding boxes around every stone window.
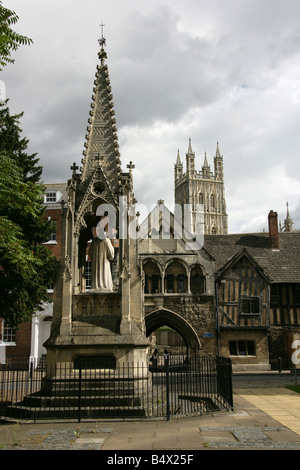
[229,340,255,356]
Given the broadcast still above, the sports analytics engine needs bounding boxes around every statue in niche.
[89,213,115,292]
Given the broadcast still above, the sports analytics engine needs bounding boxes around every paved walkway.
[0,373,299,451]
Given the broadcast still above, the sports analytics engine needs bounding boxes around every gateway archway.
[145,309,201,356]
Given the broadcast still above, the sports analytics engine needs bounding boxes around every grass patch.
[285,385,300,394]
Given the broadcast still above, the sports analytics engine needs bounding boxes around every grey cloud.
[2,0,300,233]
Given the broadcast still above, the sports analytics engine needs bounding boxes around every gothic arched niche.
[164,259,188,294]
[143,259,162,294]
[190,265,205,294]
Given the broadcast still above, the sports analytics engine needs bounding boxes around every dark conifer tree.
[0,102,59,327]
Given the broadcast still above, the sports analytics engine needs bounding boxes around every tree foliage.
[0,104,59,327]
[0,1,33,70]
[0,100,42,182]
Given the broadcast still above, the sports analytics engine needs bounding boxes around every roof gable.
[215,248,272,282]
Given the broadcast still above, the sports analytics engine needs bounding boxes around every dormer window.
[45,191,57,203]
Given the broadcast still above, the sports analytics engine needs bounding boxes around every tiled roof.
[204,232,300,283]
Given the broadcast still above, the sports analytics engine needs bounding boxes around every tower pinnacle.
[283,202,294,232]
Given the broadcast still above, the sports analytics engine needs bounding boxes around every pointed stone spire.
[214,141,224,180]
[174,149,183,180]
[203,151,209,167]
[188,138,193,155]
[80,31,122,195]
[284,202,294,232]
[176,149,182,166]
[215,141,221,158]
[186,138,195,174]
[202,151,210,178]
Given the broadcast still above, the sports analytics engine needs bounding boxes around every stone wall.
[144,294,217,355]
[219,329,270,371]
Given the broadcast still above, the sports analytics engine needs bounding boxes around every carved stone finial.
[70,162,79,177]
[127,161,135,174]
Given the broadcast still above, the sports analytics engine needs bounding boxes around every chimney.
[268,210,279,250]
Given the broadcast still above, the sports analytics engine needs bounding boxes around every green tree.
[0,1,33,70]
[0,106,58,327]
[0,100,42,183]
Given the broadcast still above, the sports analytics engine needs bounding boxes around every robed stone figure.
[89,235,114,291]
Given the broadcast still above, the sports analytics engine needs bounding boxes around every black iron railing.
[0,356,233,422]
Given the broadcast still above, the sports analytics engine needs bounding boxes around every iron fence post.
[166,358,170,420]
[78,363,82,423]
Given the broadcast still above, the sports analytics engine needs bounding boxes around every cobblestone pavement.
[199,426,300,449]
[0,424,113,450]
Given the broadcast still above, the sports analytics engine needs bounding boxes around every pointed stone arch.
[143,259,162,294]
[145,308,201,354]
[164,258,188,294]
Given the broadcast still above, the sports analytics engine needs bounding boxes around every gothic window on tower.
[210,194,215,210]
[199,193,204,205]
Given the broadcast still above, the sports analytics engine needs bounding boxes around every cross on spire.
[99,22,106,48]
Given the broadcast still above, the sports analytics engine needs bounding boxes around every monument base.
[45,292,150,370]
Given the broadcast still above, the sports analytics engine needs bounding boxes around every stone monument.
[45,32,149,370]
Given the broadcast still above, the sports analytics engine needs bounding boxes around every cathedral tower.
[174,139,228,234]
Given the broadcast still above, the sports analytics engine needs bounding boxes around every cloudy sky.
[2,0,300,233]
